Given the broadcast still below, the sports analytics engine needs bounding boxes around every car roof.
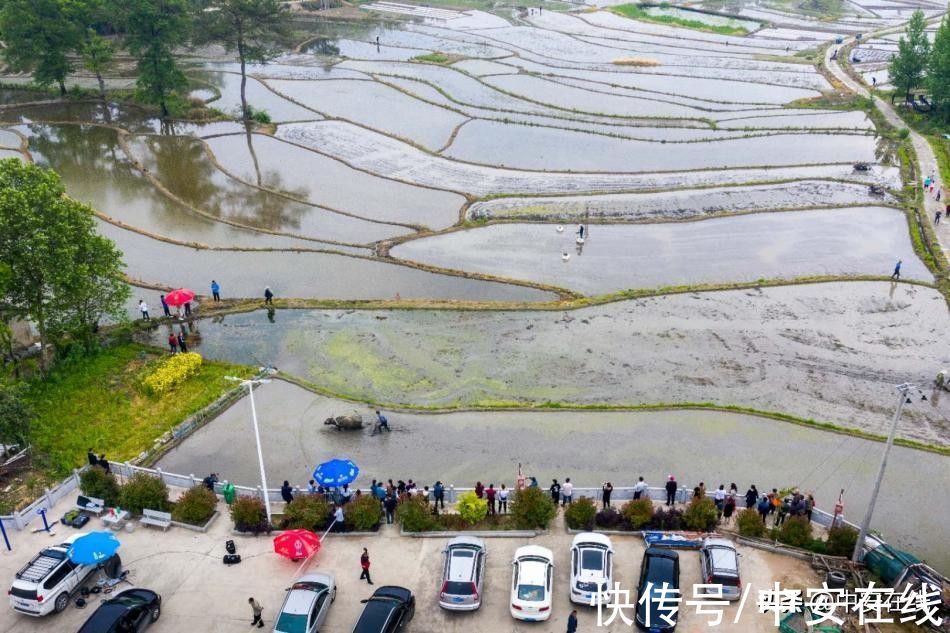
[370,585,412,602]
[517,559,550,586]
[283,588,319,615]
[77,593,154,633]
[572,532,613,549]
[645,546,679,560]
[703,537,736,550]
[514,545,553,561]
[296,572,336,587]
[447,549,477,581]
[447,535,485,550]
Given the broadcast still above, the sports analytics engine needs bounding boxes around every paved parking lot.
[0,490,821,632]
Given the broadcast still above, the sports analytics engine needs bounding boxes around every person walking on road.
[211,280,220,302]
[383,493,397,524]
[360,548,373,584]
[665,475,677,506]
[248,597,264,628]
[138,300,150,321]
[499,484,509,513]
[891,259,902,280]
[264,286,274,305]
[567,609,578,633]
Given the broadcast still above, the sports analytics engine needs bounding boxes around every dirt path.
[826,33,950,260]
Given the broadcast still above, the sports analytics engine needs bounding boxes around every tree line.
[0,0,288,119]
[888,9,950,121]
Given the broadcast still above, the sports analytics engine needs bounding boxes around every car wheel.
[54,592,69,613]
[150,605,161,622]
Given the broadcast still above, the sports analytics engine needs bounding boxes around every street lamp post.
[851,382,924,563]
[226,367,277,524]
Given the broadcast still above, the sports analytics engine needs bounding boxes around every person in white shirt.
[138,300,150,321]
[498,484,509,513]
[561,478,574,506]
[333,505,344,532]
[633,476,648,500]
[714,485,726,515]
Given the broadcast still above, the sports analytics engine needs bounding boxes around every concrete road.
[0,488,822,632]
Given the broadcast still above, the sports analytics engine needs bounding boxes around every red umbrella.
[273,529,321,561]
[164,288,195,307]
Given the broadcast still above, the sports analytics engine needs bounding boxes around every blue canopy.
[68,531,120,565]
[312,459,359,487]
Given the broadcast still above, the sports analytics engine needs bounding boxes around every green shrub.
[80,466,120,506]
[736,508,766,538]
[825,526,858,557]
[280,495,332,530]
[807,539,828,554]
[510,486,556,530]
[397,494,438,532]
[171,485,217,525]
[683,498,719,532]
[346,495,382,531]
[231,495,270,534]
[776,516,813,548]
[564,496,597,530]
[457,491,488,526]
[621,498,654,529]
[118,472,170,514]
[648,507,683,530]
[244,105,271,124]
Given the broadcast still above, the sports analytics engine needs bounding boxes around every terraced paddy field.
[3,0,949,571]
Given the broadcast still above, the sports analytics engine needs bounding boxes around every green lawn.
[610,4,750,36]
[24,343,253,477]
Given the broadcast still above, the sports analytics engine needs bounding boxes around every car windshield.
[275,612,308,633]
[517,584,545,601]
[581,549,604,571]
[648,557,676,584]
[452,550,475,558]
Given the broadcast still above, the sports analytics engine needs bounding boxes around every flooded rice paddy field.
[393,208,929,295]
[2,1,946,566]
[157,281,950,448]
[155,378,950,572]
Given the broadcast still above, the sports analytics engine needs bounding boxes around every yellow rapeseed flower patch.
[142,352,203,395]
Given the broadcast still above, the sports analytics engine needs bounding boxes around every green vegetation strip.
[277,374,949,456]
[610,4,749,36]
[25,343,253,477]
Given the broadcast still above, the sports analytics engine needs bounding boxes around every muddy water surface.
[155,379,949,574]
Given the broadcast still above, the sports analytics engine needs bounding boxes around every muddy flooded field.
[153,281,950,447]
[3,0,947,571]
[393,208,928,293]
[156,379,950,573]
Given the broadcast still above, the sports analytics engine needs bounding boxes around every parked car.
[510,545,554,622]
[570,532,614,606]
[352,586,414,633]
[8,534,98,616]
[274,573,336,633]
[76,588,161,633]
[698,537,741,601]
[439,536,486,611]
[635,547,680,632]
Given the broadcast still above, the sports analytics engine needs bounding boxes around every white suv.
[8,535,97,616]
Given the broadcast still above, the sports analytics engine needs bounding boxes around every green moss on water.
[610,4,751,36]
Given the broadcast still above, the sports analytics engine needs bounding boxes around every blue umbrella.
[312,459,359,487]
[68,531,120,565]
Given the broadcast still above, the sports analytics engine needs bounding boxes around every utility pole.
[852,383,923,562]
[226,367,277,524]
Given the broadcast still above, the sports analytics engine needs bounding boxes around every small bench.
[140,509,172,531]
[76,495,105,516]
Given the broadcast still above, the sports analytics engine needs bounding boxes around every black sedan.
[352,586,415,633]
[77,588,161,633]
[635,547,680,632]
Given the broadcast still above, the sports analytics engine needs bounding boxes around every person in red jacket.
[360,548,373,585]
[485,484,497,515]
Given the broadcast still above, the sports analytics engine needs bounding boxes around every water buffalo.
[324,413,364,430]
